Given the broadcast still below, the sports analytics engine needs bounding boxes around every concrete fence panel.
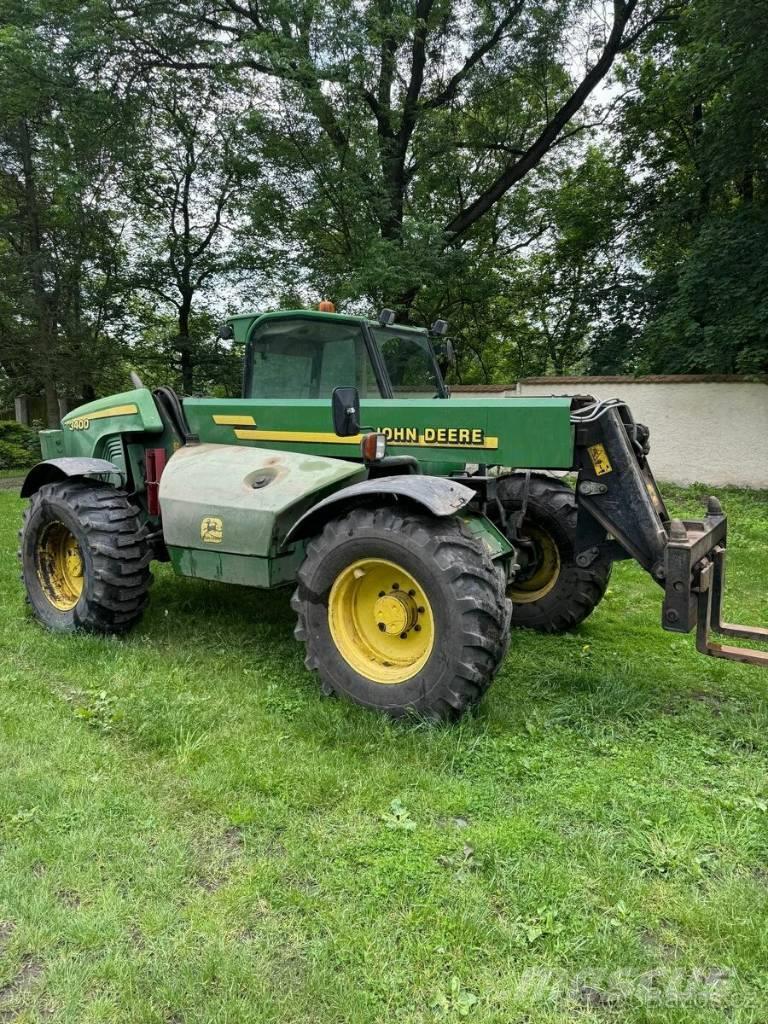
[450,376,768,488]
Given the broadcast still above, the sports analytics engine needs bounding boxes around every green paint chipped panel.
[459,513,515,560]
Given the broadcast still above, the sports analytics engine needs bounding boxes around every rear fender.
[20,458,123,498]
[283,475,474,547]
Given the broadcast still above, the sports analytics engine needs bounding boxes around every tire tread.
[21,480,152,635]
[497,474,611,633]
[292,506,511,721]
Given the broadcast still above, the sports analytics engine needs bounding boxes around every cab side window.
[247,319,379,399]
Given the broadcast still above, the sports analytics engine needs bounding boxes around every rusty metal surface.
[695,549,768,666]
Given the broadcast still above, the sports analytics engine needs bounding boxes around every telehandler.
[18,306,768,719]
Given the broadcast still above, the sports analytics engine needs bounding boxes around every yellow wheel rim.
[35,521,85,611]
[507,525,561,604]
[328,558,435,684]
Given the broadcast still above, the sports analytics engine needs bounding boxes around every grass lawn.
[1,484,768,1023]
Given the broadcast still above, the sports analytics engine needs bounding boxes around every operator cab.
[239,307,449,401]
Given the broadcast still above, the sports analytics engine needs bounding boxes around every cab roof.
[225,308,428,344]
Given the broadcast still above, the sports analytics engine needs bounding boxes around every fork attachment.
[694,547,768,666]
[662,502,768,665]
[572,399,768,668]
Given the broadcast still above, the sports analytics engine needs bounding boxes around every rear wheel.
[291,507,511,720]
[497,475,611,633]
[20,480,152,634]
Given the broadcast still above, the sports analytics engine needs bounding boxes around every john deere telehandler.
[18,306,768,719]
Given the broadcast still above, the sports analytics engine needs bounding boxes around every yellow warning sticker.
[588,443,612,476]
[200,516,223,544]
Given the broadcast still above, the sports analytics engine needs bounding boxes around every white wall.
[454,380,768,488]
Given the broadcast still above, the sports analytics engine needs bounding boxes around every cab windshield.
[246,318,379,399]
[371,326,445,398]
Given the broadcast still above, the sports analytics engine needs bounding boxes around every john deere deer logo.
[200,516,223,544]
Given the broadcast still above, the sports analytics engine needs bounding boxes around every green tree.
[618,0,768,374]
[0,0,132,424]
[404,147,632,383]
[115,0,684,319]
[125,78,272,393]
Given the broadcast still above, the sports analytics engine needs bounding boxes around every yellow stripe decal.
[64,403,138,424]
[235,429,362,445]
[213,414,257,426]
[233,428,499,450]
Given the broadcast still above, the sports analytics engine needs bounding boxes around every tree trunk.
[43,380,59,428]
[691,102,710,218]
[394,285,420,322]
[739,167,754,204]
[177,293,194,393]
[18,119,61,427]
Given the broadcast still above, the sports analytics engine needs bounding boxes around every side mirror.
[435,337,456,368]
[332,386,361,437]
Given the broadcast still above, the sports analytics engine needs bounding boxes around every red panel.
[145,448,167,516]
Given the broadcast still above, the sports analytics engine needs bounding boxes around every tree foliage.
[0,0,132,423]
[125,76,272,392]
[0,0,765,410]
[614,0,768,374]
[116,0,679,311]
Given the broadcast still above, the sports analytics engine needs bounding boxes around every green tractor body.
[20,307,768,720]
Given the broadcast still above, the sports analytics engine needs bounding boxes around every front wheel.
[291,507,511,721]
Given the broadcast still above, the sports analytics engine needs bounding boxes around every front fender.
[20,458,123,498]
[283,475,474,546]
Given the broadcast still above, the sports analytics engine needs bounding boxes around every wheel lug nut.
[378,591,385,597]
[399,632,407,639]
[417,606,425,614]
[408,589,415,596]
[377,622,386,631]
[414,624,421,632]
[392,582,399,590]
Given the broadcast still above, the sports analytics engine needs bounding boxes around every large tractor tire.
[291,507,511,721]
[20,480,152,634]
[496,474,611,634]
